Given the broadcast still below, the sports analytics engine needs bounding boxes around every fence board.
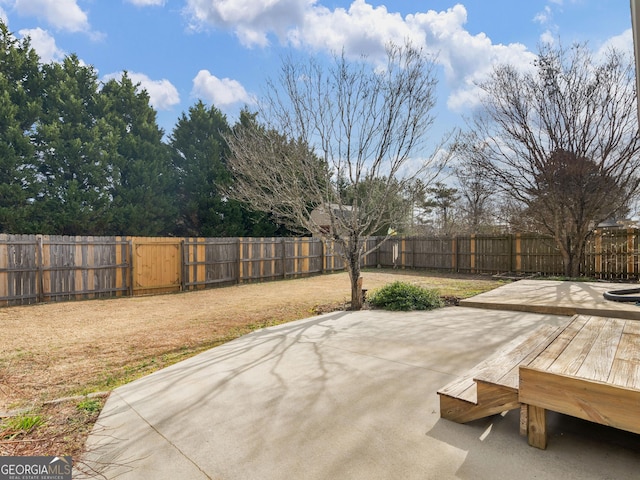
[0,234,38,305]
[131,238,182,295]
[475,235,512,273]
[585,229,639,280]
[0,235,129,306]
[183,237,240,288]
[518,234,563,275]
[324,239,344,272]
[0,230,637,307]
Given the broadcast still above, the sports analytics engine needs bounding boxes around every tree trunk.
[350,274,363,310]
[346,244,363,310]
[558,234,584,278]
[556,235,573,278]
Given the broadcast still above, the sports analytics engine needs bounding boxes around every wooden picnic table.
[519,315,640,449]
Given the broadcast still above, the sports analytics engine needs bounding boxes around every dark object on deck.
[603,287,640,303]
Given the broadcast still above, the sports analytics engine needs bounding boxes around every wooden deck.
[520,315,640,448]
[438,314,640,449]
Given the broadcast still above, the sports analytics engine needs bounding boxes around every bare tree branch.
[457,42,640,276]
[225,41,449,308]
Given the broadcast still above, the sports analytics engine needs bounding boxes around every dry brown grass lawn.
[0,269,505,459]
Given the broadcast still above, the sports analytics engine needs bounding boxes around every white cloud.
[126,0,166,6]
[291,0,418,59]
[185,0,310,47]
[597,28,633,57]
[191,70,255,108]
[0,7,7,24]
[405,5,536,112]
[533,6,552,25]
[103,71,180,111]
[539,29,556,45]
[14,0,90,32]
[18,27,64,62]
[183,1,537,114]
[181,1,636,119]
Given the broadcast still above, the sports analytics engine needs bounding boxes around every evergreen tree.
[169,101,231,236]
[0,22,41,233]
[101,73,177,235]
[228,109,300,237]
[169,102,285,236]
[32,56,115,234]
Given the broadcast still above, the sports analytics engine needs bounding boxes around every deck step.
[437,323,565,423]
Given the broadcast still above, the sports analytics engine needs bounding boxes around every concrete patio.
[78,280,640,479]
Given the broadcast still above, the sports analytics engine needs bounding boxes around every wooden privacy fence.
[378,230,639,279]
[0,234,130,305]
[0,235,351,306]
[0,230,637,306]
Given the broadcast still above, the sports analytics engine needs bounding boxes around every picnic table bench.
[438,315,640,449]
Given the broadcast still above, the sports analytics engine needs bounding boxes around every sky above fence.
[0,1,632,144]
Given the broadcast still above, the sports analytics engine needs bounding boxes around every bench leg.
[519,404,528,436]
[527,404,547,449]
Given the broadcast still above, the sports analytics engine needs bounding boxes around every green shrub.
[368,281,444,311]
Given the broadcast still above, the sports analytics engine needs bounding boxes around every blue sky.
[0,1,634,138]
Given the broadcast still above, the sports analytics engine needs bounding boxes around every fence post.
[515,233,522,274]
[281,238,287,279]
[628,228,635,279]
[36,235,44,303]
[451,237,458,273]
[470,234,476,274]
[128,239,134,296]
[302,238,309,274]
[237,238,243,284]
[594,230,602,278]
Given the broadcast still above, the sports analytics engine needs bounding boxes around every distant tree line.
[0,22,290,236]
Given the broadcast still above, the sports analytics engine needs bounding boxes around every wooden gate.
[132,238,182,295]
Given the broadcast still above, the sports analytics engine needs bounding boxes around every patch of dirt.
[0,269,504,458]
[0,399,104,458]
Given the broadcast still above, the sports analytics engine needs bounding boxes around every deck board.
[576,318,624,383]
[608,331,640,389]
[623,321,640,335]
[439,325,560,400]
[519,314,640,448]
[547,316,601,376]
[474,324,562,389]
[527,315,586,371]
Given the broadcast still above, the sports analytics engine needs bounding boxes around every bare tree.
[225,43,447,309]
[457,42,640,276]
[424,182,461,236]
[454,161,497,234]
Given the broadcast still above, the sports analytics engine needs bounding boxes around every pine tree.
[101,73,177,235]
[169,101,243,236]
[0,22,42,233]
[32,56,115,234]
